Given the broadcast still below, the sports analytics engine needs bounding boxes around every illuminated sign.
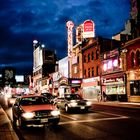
[66,21,74,57]
[83,20,95,38]
[102,77,124,85]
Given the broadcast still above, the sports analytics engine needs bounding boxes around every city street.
[1,95,140,140]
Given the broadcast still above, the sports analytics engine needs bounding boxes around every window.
[96,66,99,76]
[88,68,90,77]
[131,52,135,67]
[77,56,79,63]
[91,51,94,60]
[84,69,86,78]
[92,67,94,77]
[83,55,86,63]
[88,53,90,62]
[96,50,99,59]
[136,50,140,66]
[130,80,140,96]
[74,66,77,74]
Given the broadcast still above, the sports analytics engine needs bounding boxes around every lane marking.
[61,114,78,120]
[59,116,129,125]
[96,111,126,117]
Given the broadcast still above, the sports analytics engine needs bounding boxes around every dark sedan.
[55,94,92,112]
[41,92,57,103]
[12,95,60,129]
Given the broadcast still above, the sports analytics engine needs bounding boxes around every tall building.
[32,40,57,92]
[113,0,140,42]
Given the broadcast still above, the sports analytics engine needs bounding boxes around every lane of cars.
[5,91,93,129]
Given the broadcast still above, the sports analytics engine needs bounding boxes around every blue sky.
[0,0,130,74]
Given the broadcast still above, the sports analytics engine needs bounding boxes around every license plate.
[41,118,48,123]
[80,106,85,109]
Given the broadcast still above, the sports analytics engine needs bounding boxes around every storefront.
[81,77,100,101]
[126,69,140,102]
[68,78,82,92]
[101,73,127,101]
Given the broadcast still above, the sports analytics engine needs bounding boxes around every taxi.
[12,95,60,128]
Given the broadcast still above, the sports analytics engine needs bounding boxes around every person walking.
[97,91,102,102]
[102,91,107,102]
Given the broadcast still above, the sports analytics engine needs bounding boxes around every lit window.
[103,63,107,71]
[108,60,112,69]
[113,59,118,67]
[74,66,77,74]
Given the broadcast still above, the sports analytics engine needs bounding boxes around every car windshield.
[20,97,51,106]
[65,94,82,100]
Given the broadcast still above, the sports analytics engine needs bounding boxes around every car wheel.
[65,105,69,112]
[18,117,26,129]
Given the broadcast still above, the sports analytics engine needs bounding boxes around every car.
[41,92,57,103]
[12,95,60,128]
[55,93,92,112]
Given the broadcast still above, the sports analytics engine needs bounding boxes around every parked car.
[55,93,92,112]
[12,95,60,128]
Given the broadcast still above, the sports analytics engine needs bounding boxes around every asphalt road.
[1,96,140,140]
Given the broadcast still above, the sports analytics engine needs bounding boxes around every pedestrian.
[97,91,101,102]
[102,91,107,102]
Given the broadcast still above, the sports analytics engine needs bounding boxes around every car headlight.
[22,112,35,119]
[86,101,92,106]
[51,110,60,116]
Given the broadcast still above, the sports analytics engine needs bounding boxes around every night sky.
[0,0,130,75]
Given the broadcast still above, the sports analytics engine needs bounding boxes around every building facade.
[124,37,140,102]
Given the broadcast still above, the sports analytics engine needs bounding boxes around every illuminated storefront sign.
[83,20,95,38]
[102,77,124,85]
[68,78,82,87]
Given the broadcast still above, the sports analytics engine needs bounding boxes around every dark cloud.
[0,0,130,74]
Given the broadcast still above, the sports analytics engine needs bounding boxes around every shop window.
[136,50,140,66]
[131,52,135,67]
[130,80,140,96]
[88,53,90,62]
[91,51,94,60]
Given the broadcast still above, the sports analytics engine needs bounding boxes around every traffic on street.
[1,93,140,140]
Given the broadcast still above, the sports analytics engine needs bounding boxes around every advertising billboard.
[58,57,68,78]
[33,47,43,69]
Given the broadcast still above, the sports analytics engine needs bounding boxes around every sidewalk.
[92,100,140,110]
[0,105,19,140]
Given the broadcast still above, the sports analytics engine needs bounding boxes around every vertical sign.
[66,21,74,57]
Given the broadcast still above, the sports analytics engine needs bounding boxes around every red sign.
[83,20,94,32]
[83,20,95,38]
